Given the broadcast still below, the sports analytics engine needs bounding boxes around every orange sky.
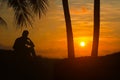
[0,0,120,58]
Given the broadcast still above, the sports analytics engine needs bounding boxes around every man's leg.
[30,47,36,58]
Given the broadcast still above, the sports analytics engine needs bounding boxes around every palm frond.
[0,0,48,27]
[29,0,48,18]
[7,0,33,27]
[0,17,7,27]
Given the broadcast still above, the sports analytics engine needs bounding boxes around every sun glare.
[80,41,86,47]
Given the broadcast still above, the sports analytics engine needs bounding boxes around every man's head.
[22,30,29,38]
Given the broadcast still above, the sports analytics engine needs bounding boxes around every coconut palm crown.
[0,0,48,27]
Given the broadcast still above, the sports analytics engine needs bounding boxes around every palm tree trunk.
[91,0,100,57]
[62,0,75,59]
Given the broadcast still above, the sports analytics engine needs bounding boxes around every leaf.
[0,17,7,28]
[29,0,48,18]
[0,0,48,27]
[7,0,33,27]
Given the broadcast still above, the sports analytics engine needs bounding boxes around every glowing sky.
[0,0,120,58]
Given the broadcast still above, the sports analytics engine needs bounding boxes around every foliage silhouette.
[0,17,7,28]
[0,0,48,27]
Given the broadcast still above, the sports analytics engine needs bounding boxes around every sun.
[80,41,86,47]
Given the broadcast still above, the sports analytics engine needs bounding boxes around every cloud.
[81,6,89,14]
[70,5,92,16]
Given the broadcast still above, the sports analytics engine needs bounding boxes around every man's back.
[13,30,36,58]
[13,37,28,55]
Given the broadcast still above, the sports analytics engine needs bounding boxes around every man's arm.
[27,38,35,47]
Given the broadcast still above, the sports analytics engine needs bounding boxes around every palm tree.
[91,0,100,57]
[0,0,48,27]
[0,0,75,58]
[62,0,75,59]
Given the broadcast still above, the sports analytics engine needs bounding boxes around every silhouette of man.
[13,30,36,58]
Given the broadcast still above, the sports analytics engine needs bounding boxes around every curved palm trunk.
[91,0,100,57]
[62,0,75,59]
